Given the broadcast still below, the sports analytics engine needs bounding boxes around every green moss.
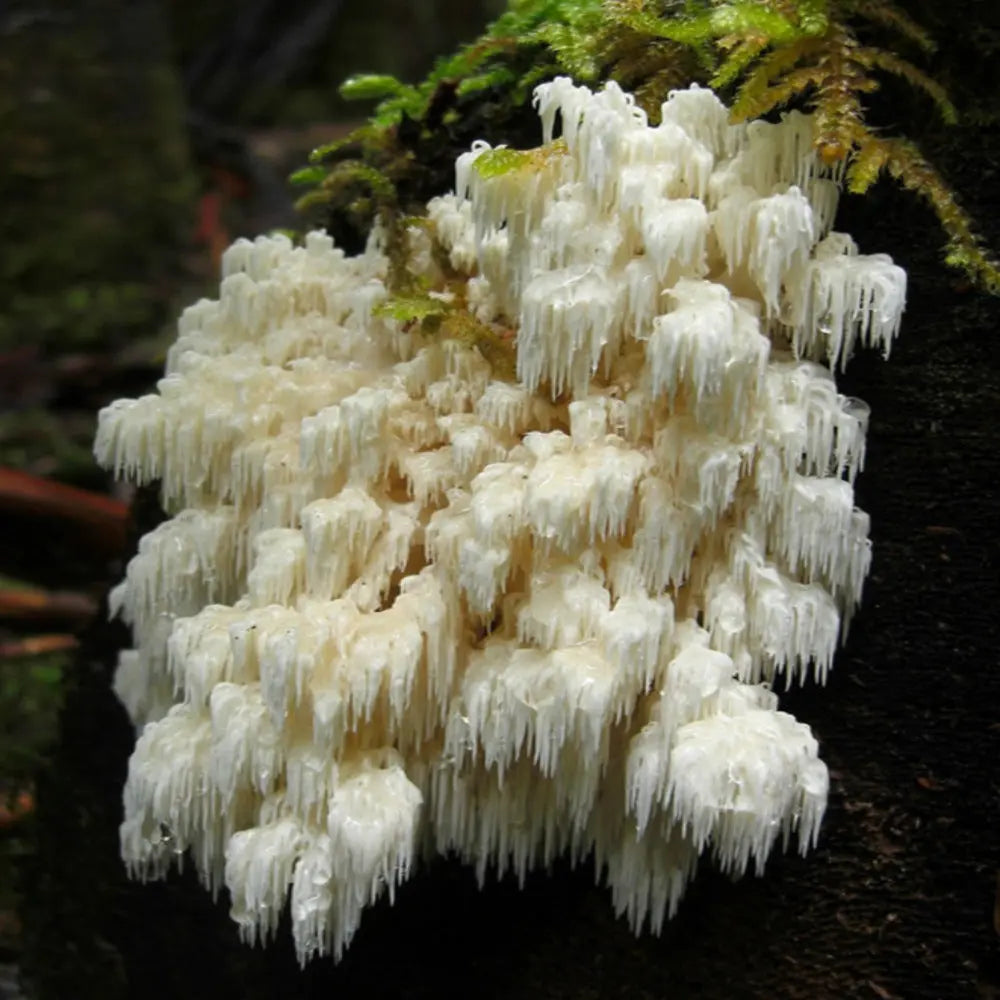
[340,73,411,102]
[472,147,535,179]
[296,0,998,293]
[607,0,997,290]
[294,0,614,252]
[373,295,452,324]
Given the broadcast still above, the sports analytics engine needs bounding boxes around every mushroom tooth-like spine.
[95,76,907,965]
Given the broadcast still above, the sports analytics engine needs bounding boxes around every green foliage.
[326,0,605,140]
[289,165,331,187]
[339,73,410,101]
[296,0,997,293]
[296,0,614,257]
[372,285,517,378]
[398,0,603,120]
[473,147,535,178]
[471,141,568,180]
[373,294,452,324]
[880,137,1000,293]
[609,0,996,290]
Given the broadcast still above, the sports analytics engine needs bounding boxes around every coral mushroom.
[95,79,905,964]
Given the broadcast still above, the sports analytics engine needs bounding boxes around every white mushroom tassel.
[97,78,904,964]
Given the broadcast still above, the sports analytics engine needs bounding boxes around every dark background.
[2,1,999,997]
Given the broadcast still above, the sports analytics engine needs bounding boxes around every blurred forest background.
[0,0,503,984]
[1,1,999,998]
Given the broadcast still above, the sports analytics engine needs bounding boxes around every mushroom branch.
[94,78,905,966]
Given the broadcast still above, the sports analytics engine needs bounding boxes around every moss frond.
[612,5,718,48]
[339,74,410,102]
[288,165,330,187]
[373,294,451,325]
[456,67,518,99]
[601,4,705,116]
[533,4,608,80]
[606,0,992,289]
[730,56,827,120]
[708,3,801,44]
[882,137,1000,292]
[843,0,936,53]
[473,139,567,180]
[374,287,516,379]
[471,147,535,180]
[440,310,518,380]
[843,135,889,192]
[854,48,957,123]
[711,34,771,89]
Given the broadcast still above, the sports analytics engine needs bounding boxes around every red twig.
[0,467,128,555]
[0,634,79,659]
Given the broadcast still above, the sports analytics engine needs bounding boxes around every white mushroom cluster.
[95,78,905,965]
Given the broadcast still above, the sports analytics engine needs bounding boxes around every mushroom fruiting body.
[96,79,904,964]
